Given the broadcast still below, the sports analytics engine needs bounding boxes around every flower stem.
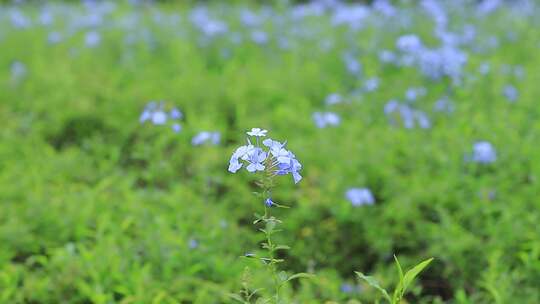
[264,205,281,303]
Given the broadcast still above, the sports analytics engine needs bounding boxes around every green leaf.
[355,272,392,303]
[266,221,276,232]
[393,255,405,303]
[228,293,247,303]
[285,272,314,283]
[274,203,290,209]
[402,258,433,292]
[275,245,290,250]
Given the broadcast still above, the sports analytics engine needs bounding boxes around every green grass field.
[1,1,540,303]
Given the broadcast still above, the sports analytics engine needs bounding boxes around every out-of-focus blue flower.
[503,85,518,102]
[319,39,334,52]
[188,238,199,249]
[340,283,356,294]
[379,50,397,64]
[373,0,397,17]
[346,188,375,206]
[477,0,502,16]
[150,110,167,125]
[364,77,379,92]
[471,141,497,164]
[172,123,182,133]
[47,32,63,44]
[240,9,262,27]
[192,131,221,146]
[513,65,525,79]
[479,62,491,75]
[85,31,101,48]
[384,100,400,116]
[140,102,183,130]
[10,61,27,81]
[343,52,362,76]
[415,111,432,129]
[9,9,31,29]
[396,34,423,53]
[39,10,54,26]
[416,46,468,82]
[170,108,183,120]
[190,7,228,38]
[331,5,369,30]
[313,112,341,128]
[251,30,269,45]
[384,100,431,129]
[265,198,274,207]
[405,87,427,101]
[433,96,455,113]
[325,93,343,105]
[422,0,447,29]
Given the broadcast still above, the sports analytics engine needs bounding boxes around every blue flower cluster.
[140,101,183,133]
[345,188,375,207]
[470,141,497,164]
[228,128,302,184]
[384,100,431,129]
[313,112,341,129]
[191,131,221,146]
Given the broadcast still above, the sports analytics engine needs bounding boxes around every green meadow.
[1,1,540,303]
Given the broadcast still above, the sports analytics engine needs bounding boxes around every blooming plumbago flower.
[192,131,221,146]
[247,128,267,137]
[246,148,267,172]
[346,188,375,206]
[313,112,341,128]
[228,129,302,184]
[470,141,497,164]
[228,144,254,173]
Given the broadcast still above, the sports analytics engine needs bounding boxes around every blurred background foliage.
[1,0,540,303]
